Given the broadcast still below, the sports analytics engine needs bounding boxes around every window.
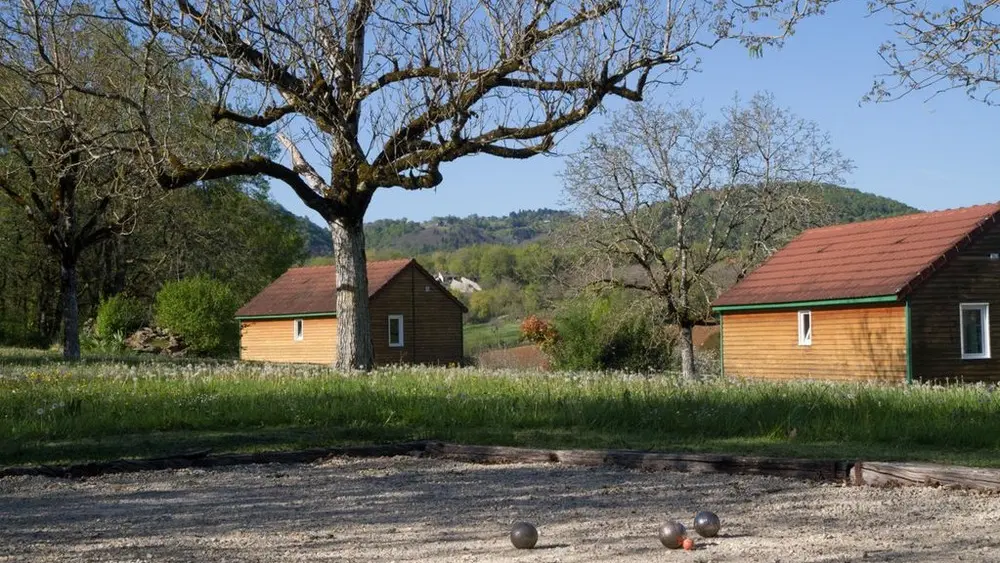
[293,319,304,341]
[798,310,812,346]
[960,303,990,359]
[388,314,404,348]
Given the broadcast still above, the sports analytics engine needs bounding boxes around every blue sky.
[271,2,1000,226]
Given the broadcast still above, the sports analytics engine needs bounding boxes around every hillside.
[364,209,574,254]
[286,209,574,257]
[290,186,918,257]
[813,184,918,223]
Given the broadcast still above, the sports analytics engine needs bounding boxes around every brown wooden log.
[424,442,849,482]
[851,461,1000,490]
[423,442,560,464]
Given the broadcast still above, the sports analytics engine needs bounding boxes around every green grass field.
[3,358,1000,468]
[463,320,523,355]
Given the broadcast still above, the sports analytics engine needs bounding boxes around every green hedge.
[154,276,239,355]
[95,295,148,338]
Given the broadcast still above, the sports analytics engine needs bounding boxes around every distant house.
[434,272,483,294]
[713,204,1000,383]
[236,259,467,366]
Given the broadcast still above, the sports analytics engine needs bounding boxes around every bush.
[154,276,240,355]
[95,295,148,339]
[466,282,525,323]
[467,291,493,322]
[80,327,129,355]
[549,293,674,372]
[520,315,558,352]
[0,319,49,349]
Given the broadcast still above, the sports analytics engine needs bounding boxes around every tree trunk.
[330,215,374,370]
[60,255,81,360]
[678,323,696,380]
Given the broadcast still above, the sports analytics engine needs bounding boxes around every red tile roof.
[713,203,1000,308]
[235,259,414,318]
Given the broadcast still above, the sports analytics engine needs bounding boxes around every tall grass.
[3,361,1000,466]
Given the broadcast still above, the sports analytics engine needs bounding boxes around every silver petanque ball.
[510,521,538,549]
[658,521,687,549]
[693,511,721,538]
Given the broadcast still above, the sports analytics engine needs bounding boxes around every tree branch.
[212,104,297,127]
[155,154,335,218]
[276,133,331,196]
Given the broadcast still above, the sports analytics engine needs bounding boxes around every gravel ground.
[2,456,1000,562]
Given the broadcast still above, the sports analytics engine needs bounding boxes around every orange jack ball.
[682,538,695,551]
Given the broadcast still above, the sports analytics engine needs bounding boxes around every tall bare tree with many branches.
[562,94,852,379]
[0,16,158,359]
[13,0,835,368]
[0,4,256,358]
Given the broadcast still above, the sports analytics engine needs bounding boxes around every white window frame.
[959,303,991,360]
[388,314,404,348]
[797,310,812,346]
[293,318,304,341]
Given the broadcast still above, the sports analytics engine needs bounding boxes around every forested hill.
[294,186,918,257]
[294,208,574,257]
[290,214,336,257]
[365,209,574,254]
[813,184,918,223]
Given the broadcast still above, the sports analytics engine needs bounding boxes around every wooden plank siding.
[413,271,464,365]
[722,305,907,381]
[909,220,1000,383]
[369,265,465,366]
[240,317,337,365]
[370,267,417,365]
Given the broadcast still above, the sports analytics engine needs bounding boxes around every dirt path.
[2,456,999,562]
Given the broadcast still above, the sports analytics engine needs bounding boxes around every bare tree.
[0,15,158,359]
[0,4,249,359]
[869,1,1000,104]
[562,93,852,379]
[14,0,835,369]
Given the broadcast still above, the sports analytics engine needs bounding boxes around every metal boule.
[658,521,687,549]
[693,511,721,538]
[510,521,538,549]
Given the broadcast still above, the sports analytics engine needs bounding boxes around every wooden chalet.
[236,259,466,366]
[713,203,1000,383]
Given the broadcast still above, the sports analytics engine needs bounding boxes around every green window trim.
[905,299,913,385]
[718,314,725,377]
[712,294,899,313]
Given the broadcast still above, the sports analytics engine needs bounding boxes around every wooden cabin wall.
[722,305,906,381]
[909,220,1000,383]
[240,317,337,365]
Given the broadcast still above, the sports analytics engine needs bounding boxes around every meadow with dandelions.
[3,357,1000,467]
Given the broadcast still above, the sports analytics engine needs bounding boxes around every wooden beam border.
[4,442,998,491]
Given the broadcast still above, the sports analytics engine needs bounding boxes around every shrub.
[520,315,558,352]
[548,293,674,372]
[154,276,240,355]
[80,327,129,355]
[0,319,49,348]
[466,282,525,323]
[95,295,148,339]
[467,291,492,322]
